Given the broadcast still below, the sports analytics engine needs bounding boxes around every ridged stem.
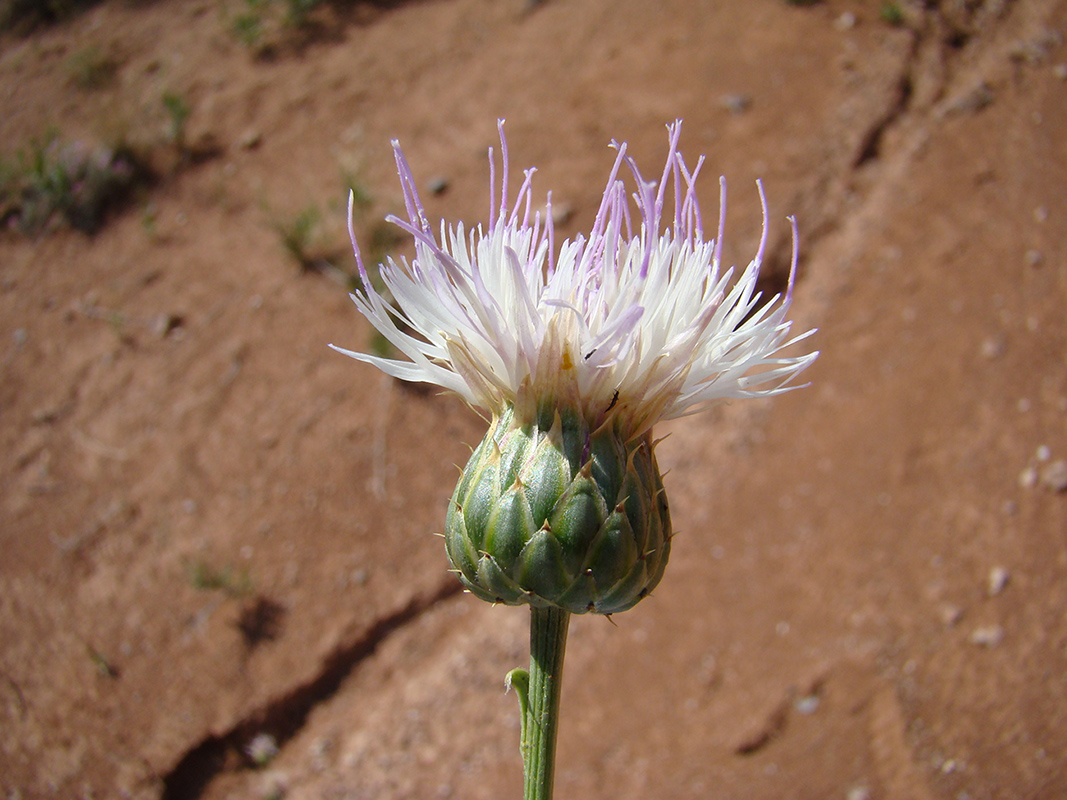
[521,606,571,800]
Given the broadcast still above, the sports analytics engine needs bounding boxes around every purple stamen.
[714,177,727,270]
[755,179,769,266]
[498,119,509,223]
[392,142,431,236]
[593,143,628,242]
[347,191,371,288]
[785,215,799,302]
[488,145,496,235]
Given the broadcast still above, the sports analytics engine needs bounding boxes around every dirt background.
[2,0,1067,798]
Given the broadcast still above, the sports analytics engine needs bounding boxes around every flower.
[331,121,816,440]
[333,122,818,613]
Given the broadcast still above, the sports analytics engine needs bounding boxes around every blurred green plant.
[161,91,191,152]
[86,645,119,679]
[880,2,905,25]
[140,202,159,237]
[231,0,267,47]
[0,131,148,234]
[271,203,325,272]
[186,559,253,598]
[226,0,327,52]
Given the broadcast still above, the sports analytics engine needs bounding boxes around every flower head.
[331,121,816,439]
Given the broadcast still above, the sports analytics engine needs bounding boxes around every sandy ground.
[2,0,1067,798]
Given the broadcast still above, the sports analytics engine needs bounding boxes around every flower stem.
[515,605,571,800]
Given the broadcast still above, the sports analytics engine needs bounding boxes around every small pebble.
[237,128,262,150]
[427,176,450,196]
[969,625,1004,647]
[834,11,857,31]
[1041,460,1067,492]
[794,694,819,715]
[149,312,183,339]
[846,786,872,800]
[721,93,752,114]
[1025,249,1043,267]
[949,82,994,114]
[988,566,1009,596]
[1037,445,1052,461]
[980,336,1004,359]
[939,603,963,627]
[1019,465,1038,489]
[550,202,573,226]
[1054,63,1067,80]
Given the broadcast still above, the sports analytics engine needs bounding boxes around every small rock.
[427,176,450,196]
[237,128,262,150]
[1054,63,1067,81]
[550,201,573,226]
[846,786,871,800]
[31,405,63,424]
[1041,460,1067,492]
[794,694,819,715]
[149,312,183,339]
[948,81,994,114]
[938,603,963,627]
[969,625,1004,647]
[1037,445,1052,461]
[721,93,752,114]
[1019,465,1039,489]
[979,336,1004,359]
[1025,249,1043,267]
[1009,29,1063,65]
[988,566,1009,596]
[834,11,857,31]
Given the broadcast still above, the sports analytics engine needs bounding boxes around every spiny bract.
[445,405,670,614]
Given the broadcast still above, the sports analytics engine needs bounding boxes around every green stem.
[519,605,571,800]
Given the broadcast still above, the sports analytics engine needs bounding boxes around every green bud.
[445,405,671,614]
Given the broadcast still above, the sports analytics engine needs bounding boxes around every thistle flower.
[332,121,816,613]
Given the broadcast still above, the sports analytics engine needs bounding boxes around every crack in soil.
[159,577,463,800]
[852,66,915,169]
